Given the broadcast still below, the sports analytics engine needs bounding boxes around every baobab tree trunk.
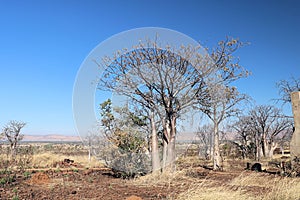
[162,138,168,170]
[213,122,222,170]
[210,132,214,160]
[267,141,277,158]
[11,143,17,159]
[150,111,161,172]
[262,133,267,157]
[255,136,261,161]
[162,120,170,171]
[166,135,176,172]
[164,116,177,172]
[241,140,247,159]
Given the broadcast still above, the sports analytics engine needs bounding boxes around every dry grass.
[264,178,300,200]
[0,151,104,169]
[31,152,105,168]
[132,169,189,186]
[177,171,300,200]
[130,155,300,200]
[2,144,299,200]
[177,183,255,200]
[230,172,273,187]
[231,172,300,200]
[132,156,208,186]
[132,169,255,200]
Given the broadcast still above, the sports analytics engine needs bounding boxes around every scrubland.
[0,142,299,200]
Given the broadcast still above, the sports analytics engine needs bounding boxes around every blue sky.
[0,0,299,135]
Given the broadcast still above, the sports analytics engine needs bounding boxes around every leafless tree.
[82,131,103,163]
[2,120,26,158]
[98,37,250,172]
[231,116,256,159]
[196,37,250,170]
[199,85,249,169]
[233,105,293,160]
[98,39,214,172]
[196,124,213,159]
[276,76,300,104]
[249,105,293,159]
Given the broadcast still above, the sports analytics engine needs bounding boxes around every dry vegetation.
[30,151,103,169]
[131,156,300,200]
[176,171,300,200]
[0,143,104,170]
[1,142,300,199]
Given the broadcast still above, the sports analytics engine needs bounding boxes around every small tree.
[2,120,26,158]
[231,116,256,159]
[83,132,102,163]
[100,99,148,152]
[276,76,300,104]
[99,99,150,176]
[196,124,213,159]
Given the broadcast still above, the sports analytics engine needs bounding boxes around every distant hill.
[23,134,81,142]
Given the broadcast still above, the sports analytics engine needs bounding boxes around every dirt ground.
[0,155,296,200]
[0,167,188,200]
[0,165,281,200]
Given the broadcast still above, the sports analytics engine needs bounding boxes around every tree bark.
[162,138,168,171]
[150,111,161,172]
[210,131,214,160]
[11,143,17,159]
[213,122,222,170]
[162,121,170,171]
[267,141,277,158]
[255,136,261,161]
[165,116,176,172]
[262,133,267,157]
[241,139,247,159]
[166,135,176,172]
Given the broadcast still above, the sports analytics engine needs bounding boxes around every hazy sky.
[0,0,299,135]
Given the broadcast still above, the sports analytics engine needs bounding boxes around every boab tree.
[249,105,293,159]
[196,38,250,170]
[197,84,249,170]
[232,115,255,159]
[233,105,293,160]
[276,76,300,104]
[276,77,300,135]
[98,37,249,172]
[98,40,213,172]
[2,120,26,158]
[196,124,213,160]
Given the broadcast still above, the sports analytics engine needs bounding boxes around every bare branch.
[2,120,26,157]
[276,76,300,104]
